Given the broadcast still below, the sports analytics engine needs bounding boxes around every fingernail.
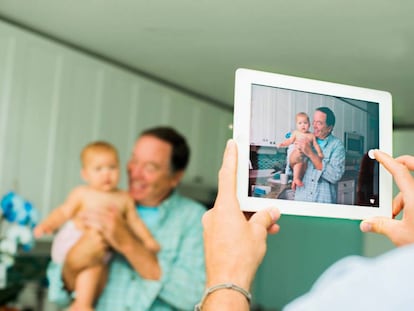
[268,208,280,221]
[360,221,372,232]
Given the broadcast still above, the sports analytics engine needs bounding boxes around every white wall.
[0,20,233,221]
[250,84,371,148]
[0,18,234,311]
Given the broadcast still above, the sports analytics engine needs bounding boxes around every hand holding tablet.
[233,68,393,220]
[361,150,414,246]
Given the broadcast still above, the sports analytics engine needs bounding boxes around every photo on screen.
[248,84,379,207]
[233,68,393,220]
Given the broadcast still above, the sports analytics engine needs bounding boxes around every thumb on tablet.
[249,208,281,234]
[360,217,405,246]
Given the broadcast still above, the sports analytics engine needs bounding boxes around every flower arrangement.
[0,192,39,267]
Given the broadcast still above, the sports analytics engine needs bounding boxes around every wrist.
[206,269,253,291]
[309,151,323,169]
[196,283,251,311]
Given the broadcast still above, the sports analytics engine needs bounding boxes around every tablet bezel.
[233,68,393,220]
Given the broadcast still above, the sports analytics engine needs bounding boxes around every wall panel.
[0,20,232,220]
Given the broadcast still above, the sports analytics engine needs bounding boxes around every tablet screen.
[233,68,393,219]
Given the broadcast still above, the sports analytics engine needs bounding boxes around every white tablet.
[233,68,393,220]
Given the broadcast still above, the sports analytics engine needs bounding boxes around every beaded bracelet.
[194,283,252,310]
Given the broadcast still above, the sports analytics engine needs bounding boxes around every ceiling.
[0,0,413,128]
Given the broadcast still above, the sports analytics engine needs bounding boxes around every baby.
[277,112,324,189]
[34,141,160,311]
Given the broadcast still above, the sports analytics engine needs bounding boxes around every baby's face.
[296,116,310,133]
[82,151,120,192]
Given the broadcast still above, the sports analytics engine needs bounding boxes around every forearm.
[279,137,294,147]
[39,208,68,232]
[120,233,161,280]
[308,151,323,170]
[201,242,255,311]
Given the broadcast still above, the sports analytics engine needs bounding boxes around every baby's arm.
[277,131,297,148]
[124,195,160,253]
[312,134,324,158]
[33,187,83,238]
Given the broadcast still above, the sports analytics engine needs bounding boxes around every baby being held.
[34,141,160,311]
[277,112,324,189]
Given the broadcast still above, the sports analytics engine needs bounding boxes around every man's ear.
[171,170,185,188]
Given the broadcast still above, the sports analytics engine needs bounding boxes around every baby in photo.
[277,112,324,188]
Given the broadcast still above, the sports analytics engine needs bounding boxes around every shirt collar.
[136,189,178,210]
[316,134,332,148]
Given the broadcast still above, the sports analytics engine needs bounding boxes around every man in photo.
[287,107,345,203]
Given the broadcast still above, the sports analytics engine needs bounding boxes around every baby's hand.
[33,226,44,239]
[145,240,161,253]
[33,225,52,239]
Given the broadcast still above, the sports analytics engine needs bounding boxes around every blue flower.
[0,192,39,255]
[1,192,38,227]
[0,192,17,222]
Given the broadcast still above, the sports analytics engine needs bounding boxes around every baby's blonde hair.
[296,112,310,122]
[80,141,119,167]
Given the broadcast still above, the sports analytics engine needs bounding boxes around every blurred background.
[0,1,413,310]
